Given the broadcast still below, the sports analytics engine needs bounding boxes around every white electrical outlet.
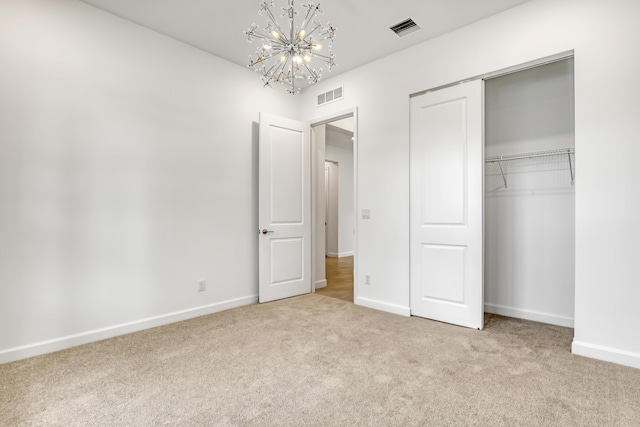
[364,274,371,285]
[362,209,371,219]
[198,280,206,292]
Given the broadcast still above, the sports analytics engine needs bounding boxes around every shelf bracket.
[497,159,507,189]
[568,149,574,185]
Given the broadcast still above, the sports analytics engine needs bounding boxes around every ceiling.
[326,123,354,151]
[329,117,354,134]
[79,0,531,88]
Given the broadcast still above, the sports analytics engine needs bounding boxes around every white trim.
[310,124,322,296]
[310,108,355,128]
[352,108,359,303]
[485,303,574,328]
[314,279,327,290]
[0,295,258,365]
[356,296,410,317]
[572,340,640,370]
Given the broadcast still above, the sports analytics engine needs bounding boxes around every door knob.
[261,229,274,235]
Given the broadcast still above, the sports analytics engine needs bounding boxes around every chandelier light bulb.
[244,0,337,95]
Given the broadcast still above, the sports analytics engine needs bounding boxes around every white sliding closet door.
[410,80,484,329]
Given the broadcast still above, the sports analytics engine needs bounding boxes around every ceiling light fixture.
[245,1,336,95]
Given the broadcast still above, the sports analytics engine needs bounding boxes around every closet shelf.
[485,148,575,163]
[485,147,575,188]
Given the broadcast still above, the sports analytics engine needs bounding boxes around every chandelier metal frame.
[245,0,336,95]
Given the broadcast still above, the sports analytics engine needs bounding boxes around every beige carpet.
[1,294,639,426]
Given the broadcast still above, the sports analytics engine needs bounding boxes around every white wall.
[301,0,640,368]
[0,0,297,362]
[325,139,354,257]
[484,59,575,327]
[485,59,575,157]
[324,161,339,257]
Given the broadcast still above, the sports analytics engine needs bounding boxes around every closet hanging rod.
[485,148,575,163]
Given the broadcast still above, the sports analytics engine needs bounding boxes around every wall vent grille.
[317,86,344,107]
[389,18,420,37]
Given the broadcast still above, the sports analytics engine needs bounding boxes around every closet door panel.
[410,80,483,330]
[420,98,467,225]
[420,244,466,303]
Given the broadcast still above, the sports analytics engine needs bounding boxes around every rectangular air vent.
[389,18,420,37]
[317,86,344,107]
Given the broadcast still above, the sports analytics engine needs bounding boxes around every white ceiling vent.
[317,86,344,107]
[389,18,420,37]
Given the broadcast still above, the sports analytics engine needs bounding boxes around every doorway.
[312,115,356,303]
[258,110,356,304]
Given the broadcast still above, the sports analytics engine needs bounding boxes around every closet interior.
[484,58,576,328]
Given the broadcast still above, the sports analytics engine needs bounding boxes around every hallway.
[316,256,354,303]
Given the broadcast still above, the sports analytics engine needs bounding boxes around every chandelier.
[245,1,336,95]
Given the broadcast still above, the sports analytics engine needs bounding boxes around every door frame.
[310,107,358,303]
[411,51,574,99]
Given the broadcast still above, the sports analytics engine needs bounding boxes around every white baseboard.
[0,295,258,365]
[314,279,327,290]
[356,296,410,317]
[484,303,574,328]
[326,251,354,258]
[572,340,640,370]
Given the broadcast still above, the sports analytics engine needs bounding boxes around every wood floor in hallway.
[316,256,354,303]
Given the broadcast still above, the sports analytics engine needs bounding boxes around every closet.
[483,58,575,327]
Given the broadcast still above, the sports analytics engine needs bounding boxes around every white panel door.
[410,80,484,329]
[259,113,311,303]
